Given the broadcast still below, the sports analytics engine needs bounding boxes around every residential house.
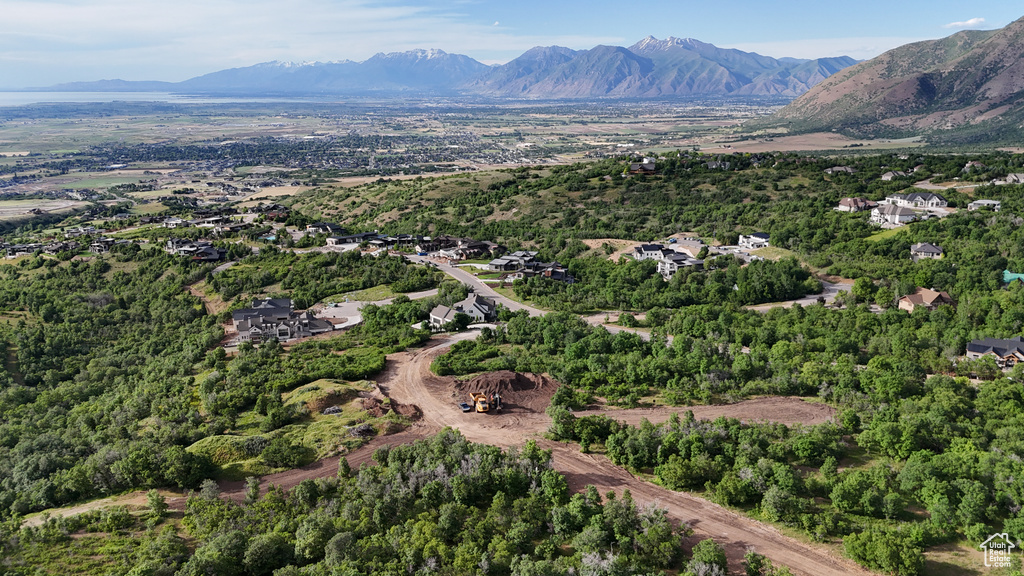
[881,171,909,181]
[835,197,878,213]
[6,244,42,258]
[704,161,731,170]
[162,217,190,229]
[327,232,380,246]
[510,261,574,283]
[64,226,104,238]
[739,233,770,250]
[898,288,954,313]
[233,298,333,343]
[910,243,943,261]
[870,204,917,226]
[429,293,497,328]
[883,192,948,209]
[90,237,117,253]
[487,251,537,272]
[657,253,704,280]
[305,222,345,236]
[966,336,1024,367]
[968,199,1001,211]
[628,157,656,174]
[824,166,857,175]
[43,241,77,255]
[963,161,987,172]
[633,244,667,261]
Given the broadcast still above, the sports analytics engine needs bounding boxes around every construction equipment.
[493,392,503,412]
[471,392,489,413]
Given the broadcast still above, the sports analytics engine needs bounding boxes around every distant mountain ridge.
[39,39,857,99]
[762,16,1024,142]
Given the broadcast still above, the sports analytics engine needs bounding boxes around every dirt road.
[576,397,836,427]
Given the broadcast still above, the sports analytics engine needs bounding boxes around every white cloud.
[943,17,986,29]
[0,0,618,85]
[722,36,928,61]
[493,21,500,26]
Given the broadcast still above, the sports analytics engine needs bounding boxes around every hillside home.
[488,251,538,272]
[966,336,1024,367]
[89,237,117,253]
[968,199,1001,211]
[739,233,770,250]
[326,232,380,246]
[633,244,667,261]
[898,288,954,313]
[233,298,333,343]
[870,204,917,226]
[306,222,345,236]
[509,261,574,283]
[429,293,497,328]
[657,253,704,280]
[883,192,948,209]
[629,158,656,174]
[963,161,987,172]
[824,166,857,175]
[835,197,878,213]
[881,171,908,181]
[910,243,943,261]
[162,217,190,229]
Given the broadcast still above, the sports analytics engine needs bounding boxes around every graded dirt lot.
[575,396,836,427]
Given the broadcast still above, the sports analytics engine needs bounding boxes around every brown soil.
[451,370,559,413]
[576,397,836,427]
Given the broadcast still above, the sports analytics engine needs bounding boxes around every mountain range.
[42,39,857,99]
[764,15,1024,142]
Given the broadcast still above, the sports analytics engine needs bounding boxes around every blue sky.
[0,0,1020,88]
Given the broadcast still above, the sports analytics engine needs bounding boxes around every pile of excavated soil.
[451,371,559,413]
[360,397,422,420]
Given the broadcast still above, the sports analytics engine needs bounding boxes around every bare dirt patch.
[581,238,638,261]
[575,397,836,428]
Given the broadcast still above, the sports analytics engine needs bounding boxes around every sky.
[0,0,1021,88]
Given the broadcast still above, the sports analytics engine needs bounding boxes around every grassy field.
[866,227,908,242]
[186,378,402,481]
[750,246,800,261]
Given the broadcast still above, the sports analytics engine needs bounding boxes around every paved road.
[745,280,852,313]
[405,255,545,317]
[316,288,439,329]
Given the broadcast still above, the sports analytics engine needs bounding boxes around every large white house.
[738,233,770,250]
[882,192,948,209]
[871,204,917,226]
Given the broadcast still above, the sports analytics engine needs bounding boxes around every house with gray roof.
[429,293,497,328]
[966,336,1024,368]
[910,243,943,261]
[233,298,333,343]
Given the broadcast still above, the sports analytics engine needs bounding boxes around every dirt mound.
[307,392,347,414]
[451,371,559,413]
[360,397,422,421]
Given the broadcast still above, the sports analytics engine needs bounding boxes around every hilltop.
[761,16,1024,144]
